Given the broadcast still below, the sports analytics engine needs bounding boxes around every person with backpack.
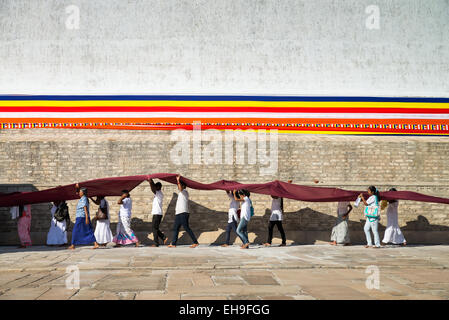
[68,185,98,250]
[46,200,69,246]
[221,190,243,247]
[359,186,382,248]
[168,175,199,248]
[90,196,113,249]
[235,189,253,249]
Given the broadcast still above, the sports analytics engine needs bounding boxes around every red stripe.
[1,106,449,114]
[52,125,448,134]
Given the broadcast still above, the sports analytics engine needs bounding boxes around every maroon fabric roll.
[0,173,448,207]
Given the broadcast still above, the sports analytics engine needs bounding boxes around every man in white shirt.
[149,179,168,247]
[168,175,199,248]
[234,189,252,249]
[264,180,291,247]
[264,195,287,247]
[221,190,243,247]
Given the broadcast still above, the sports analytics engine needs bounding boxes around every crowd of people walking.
[10,176,406,249]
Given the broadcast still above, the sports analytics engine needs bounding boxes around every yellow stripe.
[1,100,449,109]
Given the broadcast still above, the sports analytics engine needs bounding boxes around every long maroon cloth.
[0,173,448,207]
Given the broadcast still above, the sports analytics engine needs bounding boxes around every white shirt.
[175,189,189,214]
[152,190,164,215]
[227,192,239,223]
[366,195,377,206]
[241,196,252,221]
[119,197,132,217]
[270,198,283,221]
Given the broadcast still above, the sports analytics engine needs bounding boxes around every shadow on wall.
[1,186,449,247]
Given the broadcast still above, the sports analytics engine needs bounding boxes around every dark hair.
[368,186,379,201]
[388,187,397,203]
[155,182,162,190]
[240,189,250,197]
[121,189,130,197]
[180,181,187,189]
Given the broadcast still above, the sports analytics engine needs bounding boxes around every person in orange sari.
[17,204,32,248]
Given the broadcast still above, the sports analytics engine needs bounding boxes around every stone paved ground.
[0,244,448,300]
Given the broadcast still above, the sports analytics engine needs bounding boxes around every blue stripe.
[0,95,448,103]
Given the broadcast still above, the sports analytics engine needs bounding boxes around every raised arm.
[117,193,126,205]
[89,197,101,205]
[176,175,183,191]
[149,179,157,194]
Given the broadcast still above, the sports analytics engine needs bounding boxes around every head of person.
[180,181,187,190]
[79,187,87,197]
[388,187,397,203]
[240,189,250,198]
[271,195,279,199]
[96,195,105,201]
[121,190,130,198]
[155,182,162,191]
[367,186,379,199]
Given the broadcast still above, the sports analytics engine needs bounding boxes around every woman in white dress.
[46,201,68,246]
[90,196,113,249]
[330,201,352,246]
[382,188,406,246]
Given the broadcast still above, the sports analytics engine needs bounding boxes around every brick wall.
[0,129,448,245]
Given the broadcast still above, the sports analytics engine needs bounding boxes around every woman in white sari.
[90,196,113,249]
[382,188,406,246]
[330,201,352,246]
[113,190,140,247]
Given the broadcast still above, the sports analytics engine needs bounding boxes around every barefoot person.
[168,175,199,248]
[264,180,291,247]
[330,201,352,246]
[359,186,382,249]
[46,200,68,247]
[68,185,98,250]
[264,195,287,247]
[382,188,406,246]
[221,190,242,247]
[17,204,32,248]
[90,196,113,249]
[113,190,141,247]
[234,189,253,249]
[149,179,168,247]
